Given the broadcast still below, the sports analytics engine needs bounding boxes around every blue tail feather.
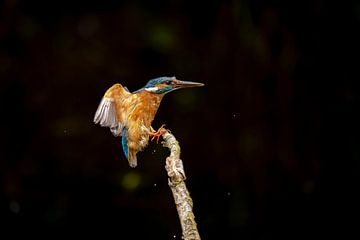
[121,128,129,159]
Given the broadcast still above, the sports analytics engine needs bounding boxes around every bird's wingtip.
[93,97,118,128]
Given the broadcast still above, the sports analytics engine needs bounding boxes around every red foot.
[149,124,167,143]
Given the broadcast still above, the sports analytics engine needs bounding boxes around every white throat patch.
[145,87,159,92]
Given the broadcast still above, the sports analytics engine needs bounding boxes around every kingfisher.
[93,76,204,167]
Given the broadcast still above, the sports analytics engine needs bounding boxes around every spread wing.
[93,83,131,136]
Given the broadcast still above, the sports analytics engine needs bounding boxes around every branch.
[161,130,201,240]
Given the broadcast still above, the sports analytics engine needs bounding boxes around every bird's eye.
[165,80,172,85]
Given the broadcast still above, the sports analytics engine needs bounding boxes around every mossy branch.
[161,130,201,240]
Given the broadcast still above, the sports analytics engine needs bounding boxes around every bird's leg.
[149,124,167,143]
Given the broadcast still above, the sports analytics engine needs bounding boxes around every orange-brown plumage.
[94,77,204,167]
[122,90,165,166]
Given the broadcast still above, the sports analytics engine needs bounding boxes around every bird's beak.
[173,79,204,89]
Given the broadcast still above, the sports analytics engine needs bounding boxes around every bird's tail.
[128,153,137,168]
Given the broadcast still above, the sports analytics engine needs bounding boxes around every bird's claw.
[149,124,167,143]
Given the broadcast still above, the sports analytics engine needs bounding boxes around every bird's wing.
[94,83,131,136]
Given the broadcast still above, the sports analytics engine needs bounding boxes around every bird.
[93,76,204,168]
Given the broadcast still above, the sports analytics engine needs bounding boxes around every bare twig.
[161,130,201,240]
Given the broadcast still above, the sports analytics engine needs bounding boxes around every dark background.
[1,0,359,239]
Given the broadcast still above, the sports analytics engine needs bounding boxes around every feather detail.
[110,124,123,137]
[121,128,129,159]
[121,128,137,168]
[93,97,117,128]
[123,86,130,92]
[128,154,137,168]
[94,83,131,136]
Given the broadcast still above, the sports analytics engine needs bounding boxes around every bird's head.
[143,76,204,94]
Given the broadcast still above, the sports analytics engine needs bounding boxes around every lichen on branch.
[161,131,201,240]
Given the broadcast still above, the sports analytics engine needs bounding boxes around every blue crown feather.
[144,76,175,88]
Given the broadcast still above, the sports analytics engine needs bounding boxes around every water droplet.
[227,192,231,196]
[154,183,157,187]
[173,235,176,238]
